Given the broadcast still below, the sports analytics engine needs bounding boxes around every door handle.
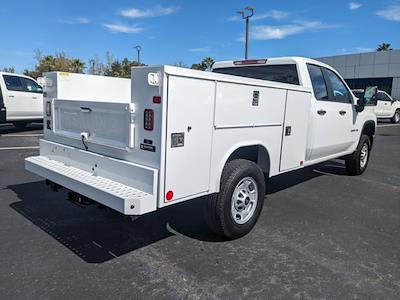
[80,107,92,113]
[32,96,37,99]
[8,95,14,98]
[317,109,327,115]
[339,110,346,115]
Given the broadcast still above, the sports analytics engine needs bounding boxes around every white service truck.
[0,72,43,128]
[25,57,378,239]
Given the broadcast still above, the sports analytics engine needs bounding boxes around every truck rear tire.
[391,109,400,124]
[205,159,265,239]
[345,134,371,176]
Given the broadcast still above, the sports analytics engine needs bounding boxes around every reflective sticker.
[148,73,159,86]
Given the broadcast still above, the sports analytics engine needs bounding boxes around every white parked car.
[0,72,43,128]
[25,57,378,239]
[353,89,400,123]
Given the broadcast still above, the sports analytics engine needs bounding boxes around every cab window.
[307,64,328,100]
[3,75,24,92]
[21,78,43,93]
[325,69,351,103]
[377,92,391,101]
[212,64,300,85]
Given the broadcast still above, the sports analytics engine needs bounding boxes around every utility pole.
[133,45,141,64]
[237,7,254,60]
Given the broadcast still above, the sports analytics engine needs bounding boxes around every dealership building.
[317,49,400,99]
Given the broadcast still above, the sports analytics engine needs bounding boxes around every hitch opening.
[67,191,95,208]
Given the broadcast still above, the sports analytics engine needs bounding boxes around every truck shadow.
[0,122,42,134]
[8,160,346,264]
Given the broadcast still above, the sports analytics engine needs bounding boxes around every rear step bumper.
[25,140,158,215]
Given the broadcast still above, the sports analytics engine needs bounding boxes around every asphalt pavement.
[0,122,399,299]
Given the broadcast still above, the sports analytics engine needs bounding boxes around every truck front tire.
[205,159,265,239]
[391,109,400,124]
[345,134,371,176]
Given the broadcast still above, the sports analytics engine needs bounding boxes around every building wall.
[317,50,400,99]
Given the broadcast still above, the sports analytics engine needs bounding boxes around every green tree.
[23,50,86,78]
[377,43,392,51]
[1,67,15,73]
[107,58,145,78]
[191,57,215,71]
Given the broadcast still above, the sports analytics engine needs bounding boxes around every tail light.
[153,96,161,104]
[144,109,154,131]
[46,101,52,117]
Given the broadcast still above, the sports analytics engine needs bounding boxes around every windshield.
[212,64,300,85]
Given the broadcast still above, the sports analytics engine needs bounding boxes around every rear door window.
[307,64,328,100]
[212,64,300,85]
[21,78,43,93]
[3,75,24,92]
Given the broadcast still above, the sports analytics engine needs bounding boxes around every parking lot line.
[377,124,400,128]
[0,146,40,150]
[0,134,43,137]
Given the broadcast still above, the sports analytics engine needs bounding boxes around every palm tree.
[201,57,215,71]
[377,43,392,51]
[69,59,85,73]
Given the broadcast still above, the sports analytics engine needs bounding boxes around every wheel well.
[226,145,270,175]
[362,121,375,147]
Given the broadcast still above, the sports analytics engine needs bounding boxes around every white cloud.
[250,21,339,40]
[59,17,91,24]
[356,47,373,53]
[349,2,362,10]
[376,5,400,21]
[120,5,178,18]
[103,23,143,34]
[228,10,288,21]
[190,47,211,52]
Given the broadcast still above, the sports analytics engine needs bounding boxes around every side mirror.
[363,86,378,106]
[356,98,365,112]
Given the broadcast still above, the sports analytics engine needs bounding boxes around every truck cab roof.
[212,57,332,70]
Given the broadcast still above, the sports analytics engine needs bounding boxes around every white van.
[0,72,43,128]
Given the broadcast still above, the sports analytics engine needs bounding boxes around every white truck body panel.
[43,72,131,103]
[26,58,377,217]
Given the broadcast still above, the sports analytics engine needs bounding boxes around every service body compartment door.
[280,90,311,171]
[164,76,214,202]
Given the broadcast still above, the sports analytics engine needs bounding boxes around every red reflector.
[233,59,267,65]
[153,96,161,103]
[166,190,174,201]
[144,109,154,131]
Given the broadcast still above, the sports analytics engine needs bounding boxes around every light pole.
[133,45,141,64]
[237,7,254,60]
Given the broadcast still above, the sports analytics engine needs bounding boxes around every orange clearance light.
[300,160,304,166]
[166,190,174,201]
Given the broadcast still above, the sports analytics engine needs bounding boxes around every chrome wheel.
[231,177,258,225]
[360,143,369,169]
[395,111,400,123]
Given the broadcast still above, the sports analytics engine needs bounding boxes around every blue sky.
[0,0,399,72]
